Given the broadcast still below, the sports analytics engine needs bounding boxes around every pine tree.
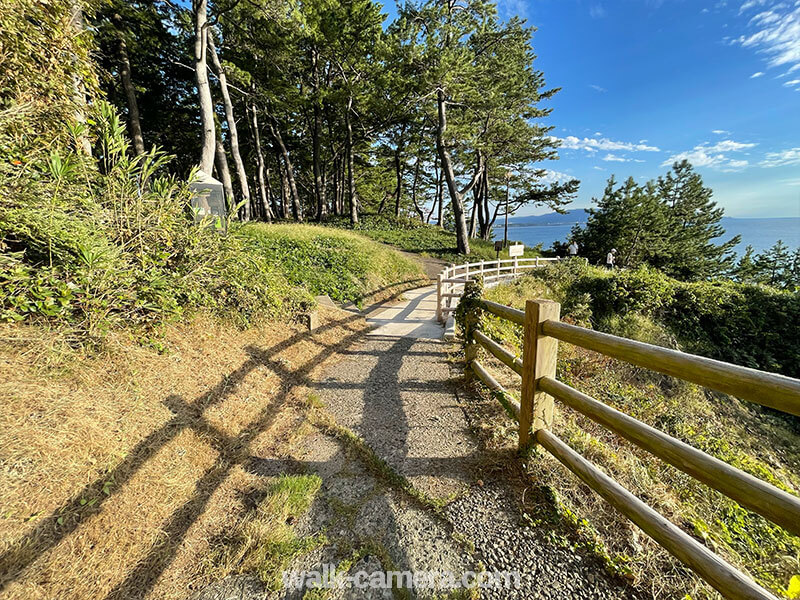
[788,248,800,290]
[733,245,759,284]
[572,176,666,267]
[755,240,791,287]
[654,160,740,280]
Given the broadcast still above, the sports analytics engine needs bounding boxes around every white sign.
[508,244,524,258]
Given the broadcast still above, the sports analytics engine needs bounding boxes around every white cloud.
[739,0,769,14]
[590,4,606,18]
[760,147,800,166]
[593,166,606,171]
[555,135,661,153]
[662,139,756,171]
[781,177,800,186]
[783,78,800,87]
[708,140,757,152]
[541,169,574,184]
[750,71,765,77]
[733,2,800,77]
[602,153,629,162]
[712,129,731,134]
[589,84,607,93]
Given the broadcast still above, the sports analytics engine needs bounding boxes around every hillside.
[325,214,544,263]
[507,209,590,227]
[469,261,800,598]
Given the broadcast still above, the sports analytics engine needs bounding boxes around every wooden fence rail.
[457,283,800,600]
[436,257,559,323]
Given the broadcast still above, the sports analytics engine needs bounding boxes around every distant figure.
[606,248,617,269]
[568,241,579,257]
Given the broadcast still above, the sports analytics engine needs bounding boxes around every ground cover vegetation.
[466,262,800,598]
[325,213,545,263]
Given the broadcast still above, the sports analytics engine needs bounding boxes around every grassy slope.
[471,268,800,599]
[240,223,426,307]
[324,214,545,263]
[0,224,427,598]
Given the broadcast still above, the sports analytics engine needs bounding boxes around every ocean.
[494,217,800,257]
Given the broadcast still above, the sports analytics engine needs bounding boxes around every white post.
[536,257,540,268]
[437,273,443,322]
[447,264,454,311]
[513,256,518,276]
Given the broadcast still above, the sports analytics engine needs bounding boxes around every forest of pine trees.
[89,0,579,255]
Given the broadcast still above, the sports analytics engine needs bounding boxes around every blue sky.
[385,0,800,217]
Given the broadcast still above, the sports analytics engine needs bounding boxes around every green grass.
[241,223,426,308]
[323,214,546,263]
[470,269,800,598]
[203,474,325,590]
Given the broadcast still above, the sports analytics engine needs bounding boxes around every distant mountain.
[507,209,590,227]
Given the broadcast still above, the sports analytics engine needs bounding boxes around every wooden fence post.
[519,299,561,451]
[463,281,481,380]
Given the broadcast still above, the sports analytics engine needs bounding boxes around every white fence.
[436,257,560,323]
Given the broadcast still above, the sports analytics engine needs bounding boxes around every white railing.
[436,257,560,323]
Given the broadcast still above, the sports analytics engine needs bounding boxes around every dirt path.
[196,285,642,599]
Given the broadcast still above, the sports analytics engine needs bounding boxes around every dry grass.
[0,306,372,600]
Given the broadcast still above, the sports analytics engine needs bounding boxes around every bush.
[526,261,799,377]
[0,101,311,337]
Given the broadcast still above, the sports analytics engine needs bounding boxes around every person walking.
[606,248,617,269]
[568,240,579,257]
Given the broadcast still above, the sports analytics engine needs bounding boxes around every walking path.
[197,282,642,599]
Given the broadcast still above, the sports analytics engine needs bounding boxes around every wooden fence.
[436,257,560,323]
[460,286,800,600]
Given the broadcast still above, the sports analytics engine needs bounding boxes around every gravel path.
[195,285,645,599]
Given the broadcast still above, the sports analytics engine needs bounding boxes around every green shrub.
[526,261,799,377]
[0,101,311,336]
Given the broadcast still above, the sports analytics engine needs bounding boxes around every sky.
[384,0,800,218]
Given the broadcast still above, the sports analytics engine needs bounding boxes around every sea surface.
[494,217,800,257]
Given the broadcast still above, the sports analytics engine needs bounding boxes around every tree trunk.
[481,171,492,239]
[193,0,215,173]
[394,144,403,217]
[474,170,485,238]
[468,199,477,238]
[214,135,235,212]
[436,89,481,254]
[332,156,340,216]
[251,104,273,222]
[276,148,290,219]
[269,120,302,221]
[208,33,251,208]
[435,155,443,228]
[345,97,358,225]
[311,48,327,221]
[70,2,92,156]
[112,13,144,156]
[410,156,424,220]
